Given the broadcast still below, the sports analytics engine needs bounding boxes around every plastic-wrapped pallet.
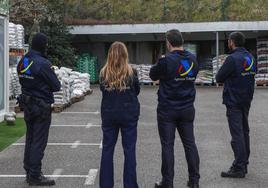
[256,38,268,85]
[212,55,228,81]
[75,54,98,83]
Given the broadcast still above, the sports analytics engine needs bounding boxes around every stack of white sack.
[70,71,90,98]
[195,70,213,84]
[16,24,25,49]
[255,74,268,82]
[54,67,73,105]
[131,64,152,83]
[9,23,17,48]
[53,66,91,105]
[8,23,25,49]
[9,68,14,98]
[256,38,268,84]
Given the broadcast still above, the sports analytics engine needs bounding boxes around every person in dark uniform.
[150,29,200,188]
[216,32,256,178]
[99,42,140,188]
[17,33,61,186]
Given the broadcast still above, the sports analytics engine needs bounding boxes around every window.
[0,18,5,111]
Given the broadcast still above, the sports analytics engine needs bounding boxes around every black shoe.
[221,167,245,178]
[155,181,174,188]
[28,175,55,186]
[187,181,199,188]
[245,166,248,174]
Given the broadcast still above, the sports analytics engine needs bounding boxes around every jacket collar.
[230,47,247,54]
[170,49,189,56]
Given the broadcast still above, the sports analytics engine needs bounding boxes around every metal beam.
[70,21,268,35]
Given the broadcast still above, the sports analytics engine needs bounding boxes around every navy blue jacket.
[150,50,199,111]
[216,48,256,106]
[100,69,140,116]
[17,50,61,104]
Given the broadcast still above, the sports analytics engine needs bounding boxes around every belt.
[18,94,51,109]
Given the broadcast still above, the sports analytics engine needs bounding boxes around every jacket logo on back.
[18,57,35,79]
[174,59,195,81]
[241,56,255,76]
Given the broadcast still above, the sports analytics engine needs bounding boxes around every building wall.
[72,33,260,68]
[136,42,153,65]
[90,43,106,68]
[127,42,153,65]
[72,41,106,68]
[73,41,155,68]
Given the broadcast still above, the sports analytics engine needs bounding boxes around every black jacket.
[17,50,61,104]
[150,50,199,111]
[216,47,256,106]
[100,69,140,116]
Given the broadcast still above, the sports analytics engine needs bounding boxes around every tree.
[10,0,75,67]
[40,0,75,67]
[227,0,268,21]
[0,0,9,15]
[192,0,222,22]
[10,0,48,43]
[64,0,268,23]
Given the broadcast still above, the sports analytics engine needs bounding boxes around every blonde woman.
[99,42,140,188]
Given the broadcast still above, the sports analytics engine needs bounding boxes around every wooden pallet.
[9,96,16,100]
[195,83,214,87]
[140,82,161,86]
[256,81,268,87]
[256,84,268,87]
[14,105,22,113]
[53,91,91,113]
[153,81,160,86]
[53,104,67,113]
[216,83,224,87]
[140,82,154,86]
[85,89,93,96]
[71,95,85,104]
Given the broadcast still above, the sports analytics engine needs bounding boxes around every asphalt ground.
[1,86,268,188]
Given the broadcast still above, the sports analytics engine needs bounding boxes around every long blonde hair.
[100,42,133,91]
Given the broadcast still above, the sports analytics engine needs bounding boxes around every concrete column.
[216,31,220,72]
[215,31,220,86]
[5,17,9,114]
